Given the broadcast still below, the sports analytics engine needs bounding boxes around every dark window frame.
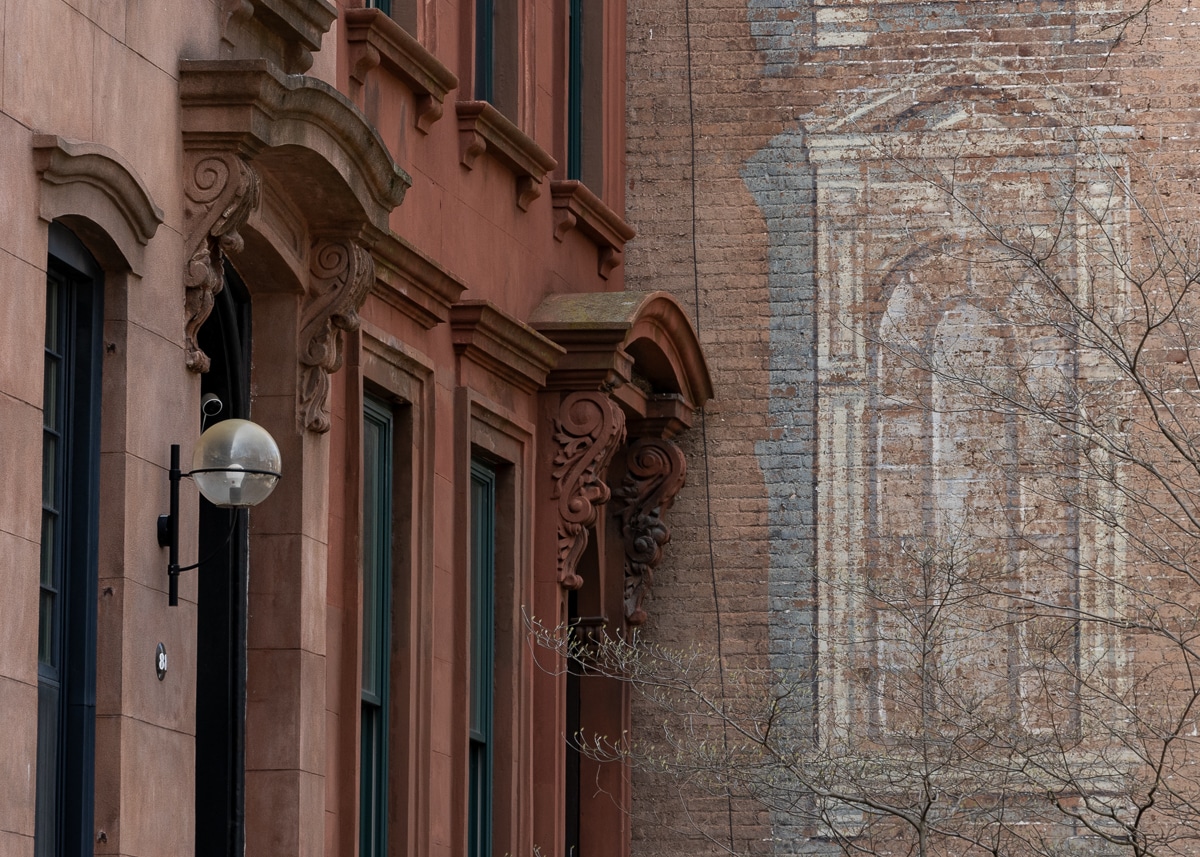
[36,222,103,857]
[566,0,603,189]
[474,0,518,116]
[468,460,497,857]
[475,0,495,103]
[567,0,583,180]
[360,394,395,857]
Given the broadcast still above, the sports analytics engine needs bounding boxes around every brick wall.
[625,0,1200,853]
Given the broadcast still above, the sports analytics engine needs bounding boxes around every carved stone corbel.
[551,392,627,589]
[183,152,260,373]
[614,438,687,625]
[299,238,375,432]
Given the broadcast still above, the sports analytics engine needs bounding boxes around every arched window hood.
[529,290,713,438]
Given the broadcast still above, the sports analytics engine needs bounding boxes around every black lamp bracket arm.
[157,512,239,571]
[157,421,282,608]
[158,444,184,606]
[156,445,267,606]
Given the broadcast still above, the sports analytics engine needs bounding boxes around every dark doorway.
[194,267,251,857]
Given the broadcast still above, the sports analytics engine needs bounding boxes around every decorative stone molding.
[613,438,687,625]
[550,392,627,589]
[344,8,459,133]
[180,60,410,231]
[450,302,564,393]
[32,135,165,264]
[183,151,261,373]
[179,60,410,422]
[372,230,466,329]
[299,238,375,432]
[530,291,714,428]
[550,180,635,280]
[456,101,557,211]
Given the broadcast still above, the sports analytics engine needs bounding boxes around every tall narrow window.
[367,0,393,14]
[361,397,394,857]
[475,0,517,116]
[36,223,103,857]
[475,0,495,103]
[567,0,603,188]
[468,461,496,857]
[567,0,583,180]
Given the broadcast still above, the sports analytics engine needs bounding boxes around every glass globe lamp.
[191,419,282,508]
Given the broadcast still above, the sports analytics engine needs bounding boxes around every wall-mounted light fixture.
[158,419,282,606]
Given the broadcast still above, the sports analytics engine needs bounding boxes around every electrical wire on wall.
[681,0,737,850]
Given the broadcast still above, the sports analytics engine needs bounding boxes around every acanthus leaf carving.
[551,392,627,590]
[614,437,687,625]
[183,152,260,373]
[299,238,374,433]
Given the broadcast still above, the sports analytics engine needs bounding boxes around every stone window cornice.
[450,301,564,393]
[33,135,164,274]
[371,231,466,329]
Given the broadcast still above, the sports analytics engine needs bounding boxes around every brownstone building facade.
[1,5,711,857]
[623,0,1200,853]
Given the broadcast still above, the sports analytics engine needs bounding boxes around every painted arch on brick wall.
[800,80,1132,738]
[870,246,1078,728]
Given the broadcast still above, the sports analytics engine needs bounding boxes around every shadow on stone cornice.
[180,58,410,233]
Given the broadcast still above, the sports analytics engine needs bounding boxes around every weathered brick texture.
[626,0,1200,853]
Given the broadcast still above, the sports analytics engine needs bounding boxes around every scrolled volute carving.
[551,392,627,589]
[183,152,260,372]
[299,238,375,432]
[614,437,687,625]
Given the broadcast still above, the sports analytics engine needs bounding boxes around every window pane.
[41,434,58,510]
[468,461,495,857]
[361,396,392,857]
[567,0,582,180]
[42,358,59,430]
[361,419,380,699]
[40,514,56,587]
[43,277,60,352]
[38,590,55,667]
[39,273,65,673]
[474,0,494,103]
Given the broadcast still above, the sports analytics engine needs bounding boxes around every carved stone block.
[614,437,687,625]
[183,152,260,373]
[551,392,627,589]
[299,238,374,432]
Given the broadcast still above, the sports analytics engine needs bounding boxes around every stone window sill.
[550,180,635,279]
[344,8,458,134]
[247,0,337,72]
[456,101,557,211]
